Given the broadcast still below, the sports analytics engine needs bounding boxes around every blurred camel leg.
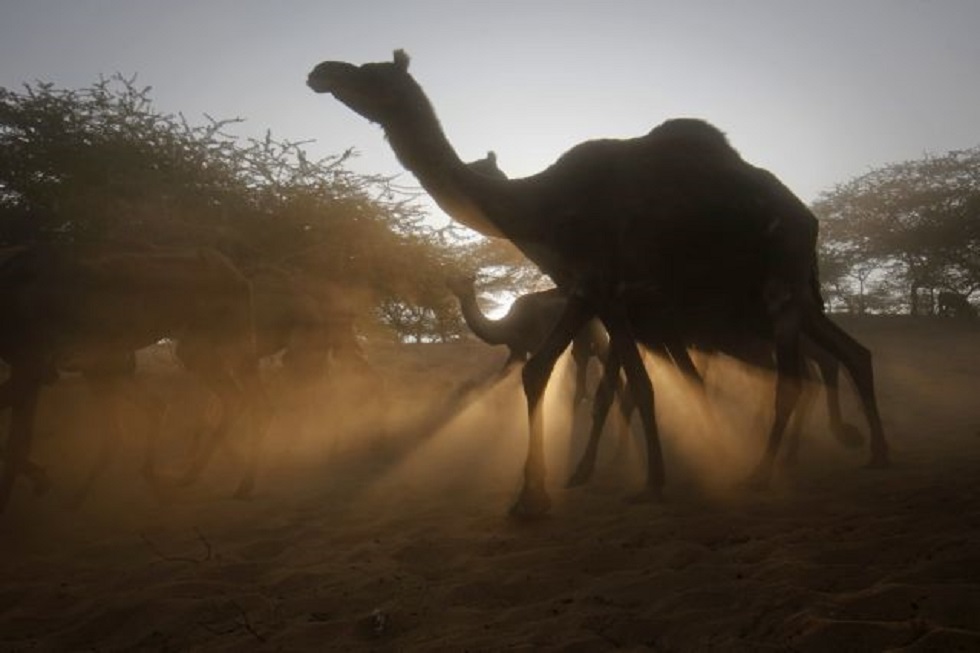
[0,369,43,511]
[0,375,51,496]
[67,367,167,508]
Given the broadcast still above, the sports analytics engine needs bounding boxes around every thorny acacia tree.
[0,75,478,340]
[813,146,980,315]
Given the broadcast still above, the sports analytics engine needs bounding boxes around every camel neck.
[380,92,529,241]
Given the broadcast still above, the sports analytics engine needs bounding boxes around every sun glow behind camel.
[331,346,833,517]
[254,345,843,514]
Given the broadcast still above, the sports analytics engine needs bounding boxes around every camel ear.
[487,151,497,164]
[393,49,410,71]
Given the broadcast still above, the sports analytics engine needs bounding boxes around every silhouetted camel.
[248,264,386,448]
[0,243,270,514]
[462,153,866,486]
[250,265,376,381]
[308,51,889,516]
[0,252,378,511]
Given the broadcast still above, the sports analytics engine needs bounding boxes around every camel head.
[307,50,417,125]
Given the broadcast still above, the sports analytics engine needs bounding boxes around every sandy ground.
[1,315,979,651]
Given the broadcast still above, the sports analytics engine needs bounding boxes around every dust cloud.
[1,315,976,547]
[3,315,980,650]
[2,329,883,544]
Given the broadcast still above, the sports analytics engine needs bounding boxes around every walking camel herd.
[0,244,375,514]
[0,50,890,518]
[307,50,889,517]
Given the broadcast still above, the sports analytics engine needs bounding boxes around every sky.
[2,0,979,223]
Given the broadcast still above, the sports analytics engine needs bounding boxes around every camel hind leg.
[805,339,865,449]
[173,367,243,487]
[230,361,272,500]
[780,358,820,466]
[69,368,167,508]
[567,333,704,489]
[746,311,805,488]
[567,348,622,487]
[802,311,889,468]
[601,306,665,503]
[0,377,50,496]
[514,296,592,518]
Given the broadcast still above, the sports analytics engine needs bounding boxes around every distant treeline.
[814,147,980,318]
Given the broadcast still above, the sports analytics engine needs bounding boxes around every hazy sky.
[2,0,978,220]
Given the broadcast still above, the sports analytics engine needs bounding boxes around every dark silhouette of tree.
[814,147,980,315]
[0,75,473,340]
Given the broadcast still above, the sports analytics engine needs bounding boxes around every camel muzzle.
[306,61,354,93]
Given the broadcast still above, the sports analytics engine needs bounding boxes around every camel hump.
[645,118,739,159]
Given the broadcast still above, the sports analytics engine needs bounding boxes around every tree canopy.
[813,147,980,316]
[0,75,518,341]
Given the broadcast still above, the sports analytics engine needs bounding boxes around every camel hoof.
[625,487,663,504]
[835,424,865,449]
[509,487,551,520]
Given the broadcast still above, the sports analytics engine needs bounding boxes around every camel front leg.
[114,378,168,487]
[569,327,595,405]
[0,371,42,514]
[232,362,272,500]
[170,367,243,488]
[512,296,592,519]
[567,347,621,487]
[601,308,664,503]
[68,374,127,509]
